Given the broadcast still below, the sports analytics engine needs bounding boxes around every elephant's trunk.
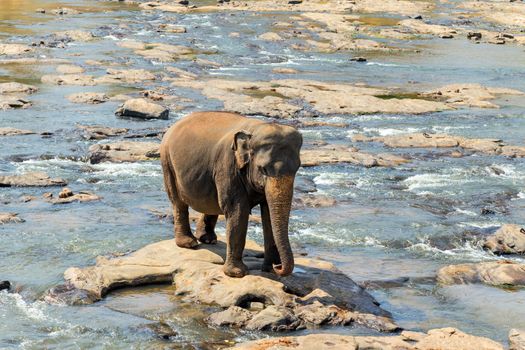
[265,175,295,277]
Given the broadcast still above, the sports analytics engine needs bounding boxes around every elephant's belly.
[177,176,223,215]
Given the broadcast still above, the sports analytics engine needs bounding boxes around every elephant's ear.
[232,130,252,169]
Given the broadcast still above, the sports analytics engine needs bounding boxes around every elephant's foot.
[195,230,217,245]
[175,234,199,249]
[223,260,249,278]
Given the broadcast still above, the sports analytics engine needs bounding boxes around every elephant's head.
[232,122,302,277]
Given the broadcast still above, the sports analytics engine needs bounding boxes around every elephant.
[160,111,303,278]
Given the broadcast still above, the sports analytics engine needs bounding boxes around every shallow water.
[1,0,525,348]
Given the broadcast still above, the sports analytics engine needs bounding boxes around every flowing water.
[1,0,525,348]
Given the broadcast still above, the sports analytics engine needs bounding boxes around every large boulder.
[229,328,504,350]
[115,98,169,120]
[484,224,525,255]
[88,141,160,164]
[45,238,398,333]
[0,172,67,187]
[437,261,525,287]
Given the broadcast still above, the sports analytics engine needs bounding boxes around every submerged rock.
[78,125,128,140]
[41,74,96,86]
[229,328,504,350]
[115,98,169,120]
[0,213,24,224]
[437,261,525,287]
[56,65,85,74]
[0,172,67,187]
[484,224,525,255]
[88,141,160,164]
[49,238,397,332]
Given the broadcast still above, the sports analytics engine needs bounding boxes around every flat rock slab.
[88,141,160,164]
[484,224,525,255]
[437,261,525,287]
[0,213,24,224]
[68,92,109,104]
[229,327,504,350]
[115,98,169,120]
[44,188,101,205]
[353,132,525,158]
[0,44,33,56]
[46,238,398,332]
[301,146,409,168]
[424,84,524,109]
[0,127,35,136]
[0,82,37,94]
[0,96,31,110]
[0,172,67,187]
[78,125,128,140]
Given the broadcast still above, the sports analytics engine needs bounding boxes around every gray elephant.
[160,111,303,278]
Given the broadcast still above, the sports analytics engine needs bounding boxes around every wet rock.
[0,82,38,94]
[49,238,396,333]
[424,84,524,109]
[272,68,299,74]
[437,260,525,287]
[97,68,156,84]
[0,44,33,56]
[41,74,96,86]
[509,329,525,350]
[293,194,336,208]
[350,57,367,62]
[67,92,109,104]
[467,32,482,40]
[50,8,81,15]
[0,281,11,291]
[157,24,187,33]
[259,32,284,41]
[399,19,457,38]
[230,327,504,350]
[206,306,254,327]
[0,127,35,136]
[0,172,67,187]
[56,65,85,74]
[294,176,316,193]
[0,96,31,110]
[115,98,169,120]
[483,224,525,255]
[301,146,409,168]
[118,41,194,62]
[45,188,101,204]
[43,283,98,305]
[0,213,24,224]
[54,30,94,42]
[146,322,178,340]
[88,141,160,164]
[78,125,128,140]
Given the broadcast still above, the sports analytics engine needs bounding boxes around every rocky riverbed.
[1,0,525,348]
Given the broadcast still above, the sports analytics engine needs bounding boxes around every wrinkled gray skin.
[160,112,303,278]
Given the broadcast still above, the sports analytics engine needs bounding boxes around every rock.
[483,224,525,255]
[230,327,504,350]
[0,127,35,136]
[0,281,11,291]
[350,57,367,62]
[0,44,32,56]
[509,329,525,350]
[115,98,169,120]
[259,32,284,41]
[146,322,178,340]
[272,68,299,74]
[46,189,101,204]
[0,96,31,110]
[424,84,524,109]
[97,68,156,84]
[118,41,195,62]
[157,24,187,33]
[437,260,525,287]
[467,32,482,40]
[43,283,98,305]
[41,74,96,86]
[67,92,109,104]
[50,7,80,15]
[0,213,24,224]
[77,125,128,140]
[399,19,457,37]
[293,194,336,208]
[56,65,85,74]
[48,237,396,333]
[88,141,160,164]
[206,306,254,327]
[300,146,409,168]
[0,82,37,94]
[0,172,67,187]
[353,132,525,158]
[54,30,94,42]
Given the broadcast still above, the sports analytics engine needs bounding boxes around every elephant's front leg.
[223,204,250,278]
[261,202,281,272]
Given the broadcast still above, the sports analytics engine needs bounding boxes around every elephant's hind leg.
[195,214,218,244]
[161,152,198,249]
